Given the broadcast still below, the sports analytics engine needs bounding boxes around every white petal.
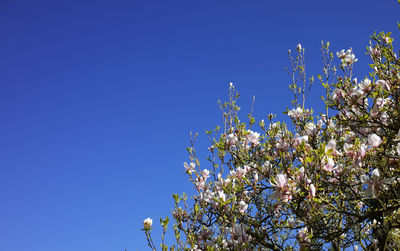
[371,168,380,181]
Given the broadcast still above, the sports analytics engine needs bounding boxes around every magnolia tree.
[142,28,400,250]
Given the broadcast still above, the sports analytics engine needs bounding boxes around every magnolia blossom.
[371,97,387,116]
[276,139,289,151]
[376,79,390,91]
[238,200,248,214]
[343,143,354,157]
[198,228,213,240]
[229,223,251,245]
[262,160,271,174]
[369,45,380,56]
[332,88,343,102]
[359,78,372,94]
[326,139,339,156]
[337,48,358,66]
[195,177,206,190]
[309,184,316,198]
[230,166,249,179]
[293,135,308,147]
[202,169,210,179]
[200,189,214,203]
[368,133,382,147]
[217,190,226,202]
[143,217,153,229]
[297,166,306,181]
[226,133,238,147]
[184,162,195,174]
[297,227,311,247]
[396,143,400,156]
[247,130,260,145]
[360,168,393,198]
[271,174,293,202]
[305,122,317,135]
[322,156,335,173]
[288,107,306,120]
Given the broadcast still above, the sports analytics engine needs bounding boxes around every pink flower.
[325,139,337,154]
[368,134,382,147]
[231,166,248,179]
[195,177,206,190]
[322,157,335,173]
[293,135,308,147]
[332,88,343,102]
[271,174,293,202]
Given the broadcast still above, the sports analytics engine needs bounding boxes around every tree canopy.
[143,27,400,250]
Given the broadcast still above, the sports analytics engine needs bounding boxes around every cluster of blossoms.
[336,48,358,66]
[143,31,400,250]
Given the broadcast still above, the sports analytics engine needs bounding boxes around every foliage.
[142,29,400,250]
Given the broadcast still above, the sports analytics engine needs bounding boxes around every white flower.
[218,191,226,202]
[183,162,195,174]
[143,217,153,229]
[226,133,238,147]
[200,189,214,203]
[293,135,308,147]
[360,168,394,198]
[297,43,302,51]
[201,169,210,179]
[305,122,317,135]
[332,88,343,101]
[376,79,390,91]
[337,48,358,65]
[297,227,311,247]
[247,130,260,145]
[288,107,304,120]
[368,133,382,147]
[309,184,316,198]
[239,200,248,214]
[262,161,271,173]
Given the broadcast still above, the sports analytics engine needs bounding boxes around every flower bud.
[143,217,153,230]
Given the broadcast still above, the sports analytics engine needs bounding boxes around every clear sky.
[0,1,399,250]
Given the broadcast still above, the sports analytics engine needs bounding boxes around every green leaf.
[305,157,314,163]
[172,194,179,203]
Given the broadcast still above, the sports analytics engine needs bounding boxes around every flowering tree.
[142,28,400,250]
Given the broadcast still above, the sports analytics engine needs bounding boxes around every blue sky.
[0,1,399,250]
